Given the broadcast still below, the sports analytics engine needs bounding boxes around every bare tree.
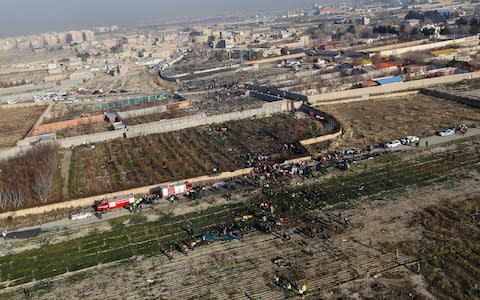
[32,145,58,204]
[0,188,7,210]
[4,183,27,209]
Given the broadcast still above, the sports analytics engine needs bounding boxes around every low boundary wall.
[312,90,420,106]
[300,130,343,146]
[420,88,480,108]
[308,72,480,104]
[374,34,479,56]
[249,53,306,65]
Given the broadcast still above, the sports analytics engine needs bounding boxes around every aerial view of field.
[68,114,326,198]
[0,105,47,147]
[122,110,194,126]
[316,94,480,149]
[4,3,480,299]
[1,138,479,299]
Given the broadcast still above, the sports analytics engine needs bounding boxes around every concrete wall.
[0,147,22,161]
[421,88,480,108]
[249,53,306,65]
[56,100,295,148]
[308,72,480,104]
[376,35,479,56]
[300,130,343,146]
[360,39,429,52]
[312,90,420,106]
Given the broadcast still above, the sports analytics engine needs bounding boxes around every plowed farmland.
[68,114,326,198]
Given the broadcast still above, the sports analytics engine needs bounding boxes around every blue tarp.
[202,233,215,242]
[375,76,404,85]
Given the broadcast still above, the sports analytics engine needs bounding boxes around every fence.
[420,88,480,108]
[308,72,480,104]
[95,92,172,110]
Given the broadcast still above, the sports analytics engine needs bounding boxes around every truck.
[161,182,193,198]
[93,194,135,213]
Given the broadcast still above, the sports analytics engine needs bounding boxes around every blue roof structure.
[375,76,404,85]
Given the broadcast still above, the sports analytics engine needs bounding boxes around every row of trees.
[0,144,59,211]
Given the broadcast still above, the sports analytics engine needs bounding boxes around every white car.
[400,136,419,145]
[437,129,455,137]
[385,140,402,148]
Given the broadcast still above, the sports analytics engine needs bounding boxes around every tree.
[346,25,356,34]
[0,188,7,210]
[4,182,27,209]
[31,144,58,204]
[77,52,90,62]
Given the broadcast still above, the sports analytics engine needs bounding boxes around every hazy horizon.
[0,0,319,37]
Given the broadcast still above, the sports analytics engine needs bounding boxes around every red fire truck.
[161,182,193,198]
[93,194,135,213]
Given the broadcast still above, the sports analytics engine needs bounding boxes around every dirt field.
[122,110,194,126]
[55,122,111,139]
[316,94,480,149]
[192,94,264,114]
[68,114,325,198]
[0,105,47,147]
[43,99,170,124]
[1,138,479,299]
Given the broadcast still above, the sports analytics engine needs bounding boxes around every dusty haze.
[0,0,318,37]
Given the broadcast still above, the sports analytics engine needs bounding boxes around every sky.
[0,0,317,37]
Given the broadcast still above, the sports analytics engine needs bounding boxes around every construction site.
[0,28,480,300]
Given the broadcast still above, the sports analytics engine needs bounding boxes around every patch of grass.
[129,214,148,225]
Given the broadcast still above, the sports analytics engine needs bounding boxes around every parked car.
[385,140,402,148]
[400,136,419,145]
[437,129,455,137]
